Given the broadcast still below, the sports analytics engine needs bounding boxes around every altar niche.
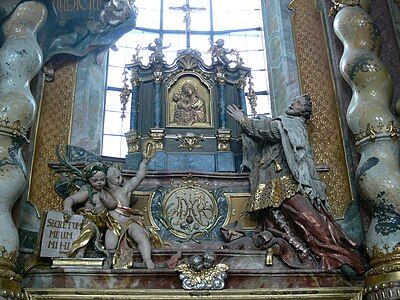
[123,44,251,173]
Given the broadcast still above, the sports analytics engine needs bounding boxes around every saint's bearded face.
[286,95,309,117]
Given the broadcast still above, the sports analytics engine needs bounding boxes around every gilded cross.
[169,0,206,48]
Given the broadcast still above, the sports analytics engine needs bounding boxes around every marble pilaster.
[262,0,300,116]
[70,52,107,155]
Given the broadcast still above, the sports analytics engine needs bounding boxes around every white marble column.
[0,1,47,296]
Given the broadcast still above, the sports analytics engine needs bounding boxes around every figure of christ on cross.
[169,0,206,48]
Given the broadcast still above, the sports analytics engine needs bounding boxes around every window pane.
[188,0,210,31]
[255,94,271,115]
[121,114,131,134]
[244,50,266,71]
[163,34,186,62]
[214,31,264,52]
[105,90,125,112]
[135,0,161,29]
[190,34,212,54]
[102,135,124,158]
[120,138,128,157]
[163,0,186,31]
[104,111,123,135]
[107,66,125,88]
[189,34,212,64]
[251,70,268,92]
[212,0,262,31]
[115,30,160,65]
[116,31,142,48]
[108,47,127,67]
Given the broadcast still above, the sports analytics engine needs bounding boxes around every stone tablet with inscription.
[40,211,84,258]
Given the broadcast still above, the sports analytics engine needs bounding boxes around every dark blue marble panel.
[215,151,235,172]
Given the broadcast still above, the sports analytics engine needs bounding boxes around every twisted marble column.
[333,1,400,298]
[0,1,47,296]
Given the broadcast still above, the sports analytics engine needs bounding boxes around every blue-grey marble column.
[153,83,161,127]
[237,81,247,115]
[262,0,300,116]
[153,67,163,128]
[130,84,139,131]
[218,80,227,128]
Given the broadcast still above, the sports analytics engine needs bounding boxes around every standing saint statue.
[172,81,206,126]
[227,95,366,275]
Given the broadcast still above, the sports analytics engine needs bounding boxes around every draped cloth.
[112,204,164,269]
[68,208,120,258]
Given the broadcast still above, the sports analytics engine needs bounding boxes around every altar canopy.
[123,40,252,173]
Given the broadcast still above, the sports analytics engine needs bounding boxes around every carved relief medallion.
[161,186,218,239]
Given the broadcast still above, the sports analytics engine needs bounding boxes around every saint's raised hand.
[227,104,245,122]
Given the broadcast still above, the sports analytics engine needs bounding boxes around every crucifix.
[169,0,206,49]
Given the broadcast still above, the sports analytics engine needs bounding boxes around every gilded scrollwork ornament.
[0,118,26,140]
[235,74,247,90]
[153,65,163,83]
[130,69,142,86]
[216,67,226,83]
[216,129,231,151]
[354,121,399,143]
[125,130,140,153]
[148,128,165,151]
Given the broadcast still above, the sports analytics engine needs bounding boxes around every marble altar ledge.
[24,287,363,300]
[23,267,360,290]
